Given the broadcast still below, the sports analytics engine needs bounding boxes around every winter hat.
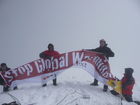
[99,39,107,46]
[100,39,106,43]
[1,63,7,67]
[48,43,54,48]
[125,68,134,75]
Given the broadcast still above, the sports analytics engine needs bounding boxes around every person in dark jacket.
[88,39,115,92]
[39,43,60,87]
[0,75,8,92]
[0,64,6,91]
[0,63,18,92]
[110,68,135,102]
[0,63,10,92]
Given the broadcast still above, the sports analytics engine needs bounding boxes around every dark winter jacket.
[0,74,5,85]
[0,67,10,85]
[121,74,135,95]
[89,45,114,59]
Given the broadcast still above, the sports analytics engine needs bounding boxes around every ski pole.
[6,92,21,105]
[120,94,123,105]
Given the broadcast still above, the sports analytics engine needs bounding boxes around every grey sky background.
[0,0,140,79]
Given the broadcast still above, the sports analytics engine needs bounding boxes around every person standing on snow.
[0,63,10,92]
[110,68,135,102]
[0,63,18,92]
[39,43,60,87]
[87,39,115,92]
[0,73,8,92]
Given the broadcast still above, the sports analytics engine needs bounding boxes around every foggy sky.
[0,0,140,79]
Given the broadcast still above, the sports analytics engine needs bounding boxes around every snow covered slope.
[0,68,139,105]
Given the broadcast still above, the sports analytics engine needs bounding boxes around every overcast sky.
[0,0,140,79]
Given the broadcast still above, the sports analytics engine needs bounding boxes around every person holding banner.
[0,74,8,92]
[0,63,18,91]
[0,63,10,92]
[88,39,115,92]
[110,68,135,102]
[39,43,60,87]
[121,68,135,102]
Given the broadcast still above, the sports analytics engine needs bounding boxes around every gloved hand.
[110,81,116,87]
[46,55,51,59]
[101,53,106,56]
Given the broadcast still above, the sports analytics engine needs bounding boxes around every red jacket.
[121,75,135,95]
[43,50,60,56]
[40,50,60,59]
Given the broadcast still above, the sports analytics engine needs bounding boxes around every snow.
[0,68,139,105]
[0,0,140,105]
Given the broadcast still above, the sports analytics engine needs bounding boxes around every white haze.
[0,0,140,104]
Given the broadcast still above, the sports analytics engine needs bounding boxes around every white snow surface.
[0,68,139,105]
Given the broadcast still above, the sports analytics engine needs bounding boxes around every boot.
[90,79,98,86]
[123,95,133,102]
[53,78,57,86]
[3,85,9,92]
[103,85,108,92]
[42,83,47,87]
[13,86,18,90]
[110,90,119,95]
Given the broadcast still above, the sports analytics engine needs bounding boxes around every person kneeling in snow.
[110,68,135,102]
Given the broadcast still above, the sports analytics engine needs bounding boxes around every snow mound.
[0,68,138,105]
